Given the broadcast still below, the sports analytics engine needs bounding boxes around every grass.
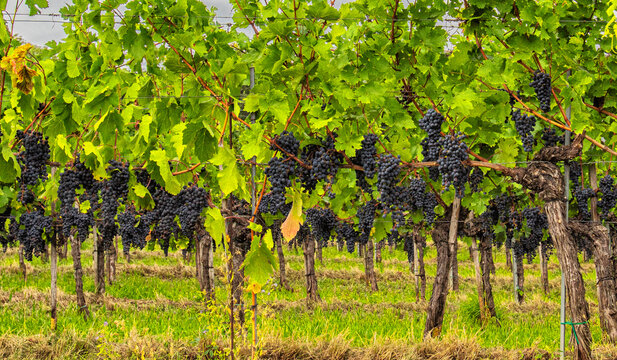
[0,240,615,359]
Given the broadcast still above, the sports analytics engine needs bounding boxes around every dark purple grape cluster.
[177,185,209,237]
[512,110,536,152]
[18,184,35,205]
[311,147,335,181]
[574,187,595,220]
[514,207,548,259]
[530,71,552,112]
[18,209,53,261]
[358,134,379,179]
[262,157,294,214]
[422,191,438,225]
[357,201,376,244]
[118,207,148,255]
[494,194,513,223]
[419,110,443,181]
[271,131,300,156]
[397,86,416,113]
[100,161,130,250]
[150,187,179,256]
[403,232,414,263]
[336,221,358,253]
[438,133,469,197]
[15,130,50,186]
[58,159,96,242]
[306,208,337,244]
[469,168,484,193]
[599,175,617,217]
[377,154,401,206]
[541,127,563,147]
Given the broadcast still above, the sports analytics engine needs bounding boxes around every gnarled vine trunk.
[274,226,291,291]
[505,138,592,360]
[540,241,549,295]
[375,240,383,263]
[196,224,215,303]
[515,250,524,304]
[92,225,105,296]
[570,221,617,343]
[70,234,89,319]
[303,235,320,304]
[364,240,378,292]
[424,208,452,338]
[415,228,426,302]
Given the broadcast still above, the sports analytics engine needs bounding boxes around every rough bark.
[515,250,524,304]
[540,241,549,295]
[504,137,592,360]
[480,236,497,319]
[196,224,215,303]
[570,221,617,343]
[449,198,461,292]
[70,235,89,319]
[59,233,68,261]
[274,225,291,291]
[92,225,105,296]
[375,240,383,263]
[505,246,512,270]
[358,242,364,257]
[465,212,497,321]
[228,241,245,326]
[415,231,426,302]
[470,237,486,320]
[18,243,26,282]
[50,232,58,330]
[105,239,117,286]
[424,210,451,338]
[488,245,496,276]
[303,236,321,303]
[364,240,378,292]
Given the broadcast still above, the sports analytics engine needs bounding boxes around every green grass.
[0,241,611,359]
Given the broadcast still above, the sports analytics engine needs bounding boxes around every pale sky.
[4,0,239,46]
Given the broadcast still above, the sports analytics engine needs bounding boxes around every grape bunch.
[261,157,294,214]
[306,208,337,244]
[377,154,401,206]
[469,168,484,193]
[530,71,552,113]
[311,147,335,181]
[403,232,414,263]
[514,207,548,260]
[100,161,130,250]
[18,209,53,261]
[541,127,563,147]
[336,221,358,253]
[271,131,300,156]
[358,134,379,179]
[177,185,210,237]
[512,110,536,152]
[150,187,179,256]
[58,160,96,242]
[599,175,617,217]
[18,184,35,205]
[15,130,50,186]
[422,192,438,225]
[419,109,443,181]
[574,186,595,220]
[118,207,149,255]
[357,201,376,245]
[437,133,469,197]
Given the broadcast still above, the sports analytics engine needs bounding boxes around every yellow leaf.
[246,282,261,294]
[281,190,303,241]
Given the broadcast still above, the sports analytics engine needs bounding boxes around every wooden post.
[470,236,486,321]
[449,197,461,291]
[70,234,90,319]
[363,240,378,292]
